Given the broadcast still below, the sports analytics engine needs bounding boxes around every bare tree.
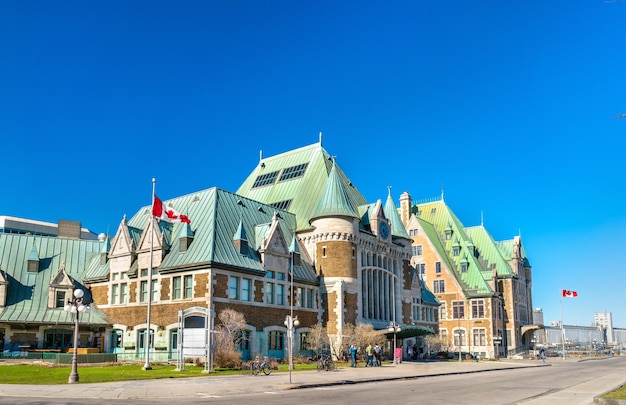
[214,308,246,353]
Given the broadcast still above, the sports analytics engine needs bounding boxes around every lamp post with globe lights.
[64,288,90,384]
[388,322,401,364]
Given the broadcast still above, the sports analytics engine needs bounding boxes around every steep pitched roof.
[465,226,516,280]
[310,160,359,222]
[384,188,409,239]
[236,142,367,230]
[86,187,318,284]
[0,233,109,325]
[414,199,492,296]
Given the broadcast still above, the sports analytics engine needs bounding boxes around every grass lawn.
[601,384,626,400]
[0,362,321,384]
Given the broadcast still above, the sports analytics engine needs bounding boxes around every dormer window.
[444,223,453,240]
[27,245,40,273]
[452,238,461,256]
[460,256,469,273]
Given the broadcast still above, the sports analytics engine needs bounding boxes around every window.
[412,246,417,256]
[409,229,418,236]
[279,163,308,181]
[322,246,327,257]
[300,332,311,351]
[276,284,285,305]
[473,328,487,346]
[460,262,468,273]
[420,263,426,275]
[55,291,66,308]
[453,329,467,346]
[440,329,448,345]
[266,282,275,304]
[439,302,447,320]
[228,276,239,300]
[417,245,423,256]
[235,330,250,351]
[452,246,460,256]
[270,200,292,211]
[268,331,284,350]
[241,278,251,301]
[184,275,193,299]
[140,280,148,302]
[471,299,485,319]
[433,279,445,293]
[435,262,441,274]
[307,289,315,309]
[172,276,182,300]
[111,285,118,305]
[452,301,465,319]
[252,171,279,188]
[120,283,127,304]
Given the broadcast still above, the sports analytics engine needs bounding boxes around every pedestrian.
[374,344,382,366]
[540,348,546,363]
[349,344,358,367]
[407,345,413,360]
[365,343,374,367]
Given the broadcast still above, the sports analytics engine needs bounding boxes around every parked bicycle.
[317,354,334,371]
[250,356,272,375]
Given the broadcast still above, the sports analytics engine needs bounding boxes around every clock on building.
[379,222,389,239]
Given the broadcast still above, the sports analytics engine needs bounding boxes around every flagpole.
[560,296,565,360]
[143,178,156,371]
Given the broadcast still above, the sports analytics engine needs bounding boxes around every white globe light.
[294,319,300,327]
[73,289,84,299]
[78,304,87,313]
[64,304,71,312]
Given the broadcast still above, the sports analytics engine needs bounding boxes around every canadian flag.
[152,195,191,223]
[562,289,578,298]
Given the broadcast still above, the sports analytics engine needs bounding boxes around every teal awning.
[384,324,435,339]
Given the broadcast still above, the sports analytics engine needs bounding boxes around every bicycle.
[316,354,334,371]
[250,356,272,375]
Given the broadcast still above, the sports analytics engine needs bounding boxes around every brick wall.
[317,241,356,278]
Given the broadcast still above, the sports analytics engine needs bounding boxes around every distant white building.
[594,312,614,344]
[0,216,98,240]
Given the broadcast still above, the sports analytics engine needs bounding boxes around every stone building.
[400,192,539,358]
[0,221,109,354]
[1,141,439,361]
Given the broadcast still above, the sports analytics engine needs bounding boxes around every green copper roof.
[86,187,318,284]
[414,199,492,296]
[0,233,109,325]
[465,226,516,280]
[384,189,409,239]
[236,142,367,231]
[310,160,359,222]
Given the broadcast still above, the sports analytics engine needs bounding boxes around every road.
[1,357,624,405]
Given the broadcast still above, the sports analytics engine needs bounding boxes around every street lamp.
[63,288,90,384]
[388,322,401,364]
[284,315,300,383]
[455,330,465,362]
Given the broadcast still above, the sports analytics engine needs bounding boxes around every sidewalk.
[0,359,548,401]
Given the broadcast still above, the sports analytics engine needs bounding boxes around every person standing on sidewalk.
[365,344,374,367]
[349,344,359,367]
[374,344,382,366]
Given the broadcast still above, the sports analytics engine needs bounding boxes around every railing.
[0,351,117,364]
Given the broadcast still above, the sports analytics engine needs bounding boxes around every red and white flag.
[152,195,191,223]
[562,289,578,298]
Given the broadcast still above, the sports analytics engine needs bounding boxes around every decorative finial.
[481,211,484,227]
[387,185,392,197]
[319,131,323,144]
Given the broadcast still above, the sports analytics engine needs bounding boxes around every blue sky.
[2,1,625,329]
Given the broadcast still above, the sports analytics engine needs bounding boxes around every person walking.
[349,344,358,367]
[365,344,374,367]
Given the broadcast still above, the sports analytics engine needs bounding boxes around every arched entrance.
[176,306,215,372]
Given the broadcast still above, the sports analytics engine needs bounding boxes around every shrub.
[214,349,242,369]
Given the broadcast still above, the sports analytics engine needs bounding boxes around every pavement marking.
[197,393,222,398]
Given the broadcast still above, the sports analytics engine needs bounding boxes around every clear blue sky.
[2,1,625,329]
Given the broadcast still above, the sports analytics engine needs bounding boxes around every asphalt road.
[1,357,624,405]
